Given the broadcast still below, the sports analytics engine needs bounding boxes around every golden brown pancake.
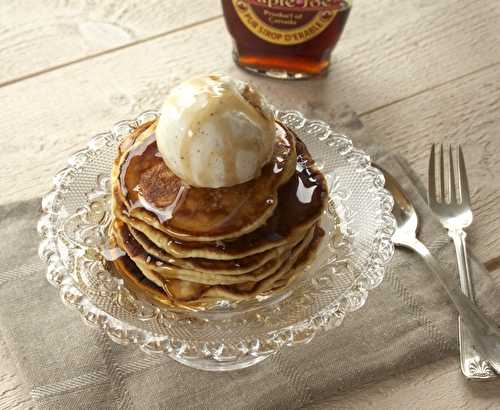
[111,138,327,260]
[112,120,297,242]
[128,223,300,275]
[112,219,309,285]
[269,227,325,290]
[201,226,320,300]
[108,116,329,309]
[110,225,323,308]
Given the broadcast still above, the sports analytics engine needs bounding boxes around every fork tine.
[448,146,457,204]
[440,144,446,203]
[428,144,437,205]
[458,145,471,206]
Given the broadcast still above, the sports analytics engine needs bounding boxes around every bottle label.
[231,0,343,46]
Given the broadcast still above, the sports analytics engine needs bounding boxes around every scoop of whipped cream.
[156,74,276,188]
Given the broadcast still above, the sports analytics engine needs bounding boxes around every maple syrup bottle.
[221,0,352,79]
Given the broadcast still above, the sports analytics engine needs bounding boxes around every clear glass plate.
[38,110,395,371]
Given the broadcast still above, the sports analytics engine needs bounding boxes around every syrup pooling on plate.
[118,122,296,239]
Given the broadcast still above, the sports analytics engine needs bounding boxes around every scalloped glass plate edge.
[38,109,395,371]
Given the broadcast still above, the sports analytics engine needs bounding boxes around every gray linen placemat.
[1,110,500,410]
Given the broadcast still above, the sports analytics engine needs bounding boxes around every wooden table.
[1,1,499,408]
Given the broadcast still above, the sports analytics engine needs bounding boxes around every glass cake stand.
[38,109,395,371]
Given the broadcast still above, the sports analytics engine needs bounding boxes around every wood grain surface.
[361,63,500,264]
[0,0,221,87]
[1,0,499,206]
[1,0,500,409]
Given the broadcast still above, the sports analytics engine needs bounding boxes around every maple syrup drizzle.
[119,126,324,253]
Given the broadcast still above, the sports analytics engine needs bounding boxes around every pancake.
[112,219,310,285]
[111,138,327,260]
[270,227,325,290]
[108,112,329,310]
[201,225,319,300]
[109,227,324,310]
[110,224,322,308]
[112,120,297,242]
[128,224,299,275]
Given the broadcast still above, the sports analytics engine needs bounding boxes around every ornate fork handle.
[448,228,497,378]
[400,236,500,375]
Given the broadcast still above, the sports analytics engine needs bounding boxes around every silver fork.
[428,144,496,379]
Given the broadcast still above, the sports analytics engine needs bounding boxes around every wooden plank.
[361,63,500,264]
[0,0,499,206]
[0,0,221,86]
[325,0,500,115]
[0,0,407,86]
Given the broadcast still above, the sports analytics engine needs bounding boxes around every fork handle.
[449,229,496,378]
[402,237,500,374]
[449,229,475,302]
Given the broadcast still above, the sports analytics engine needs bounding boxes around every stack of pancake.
[109,120,327,309]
